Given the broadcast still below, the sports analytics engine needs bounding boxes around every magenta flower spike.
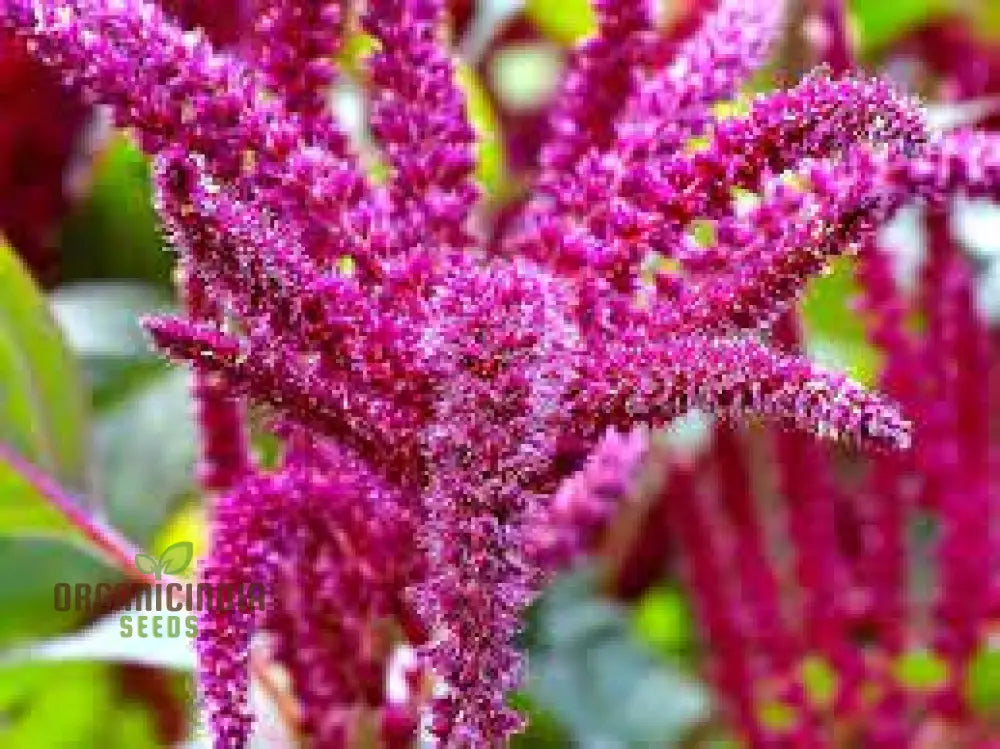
[363,0,479,254]
[245,0,344,123]
[539,0,654,177]
[638,197,1000,745]
[8,0,1000,746]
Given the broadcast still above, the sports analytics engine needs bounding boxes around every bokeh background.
[0,0,997,746]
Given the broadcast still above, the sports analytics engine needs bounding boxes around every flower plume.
[6,0,996,746]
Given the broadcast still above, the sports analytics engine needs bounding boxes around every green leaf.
[133,553,159,576]
[632,584,694,659]
[0,661,112,743]
[6,610,196,670]
[0,661,160,747]
[108,704,162,748]
[509,692,571,748]
[800,655,838,710]
[0,241,89,488]
[0,462,85,539]
[49,283,171,362]
[336,30,378,75]
[158,540,194,576]
[0,537,122,647]
[758,699,798,732]
[0,242,121,647]
[457,64,508,198]
[49,282,174,407]
[800,258,882,387]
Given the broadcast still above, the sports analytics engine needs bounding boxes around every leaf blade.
[0,240,89,488]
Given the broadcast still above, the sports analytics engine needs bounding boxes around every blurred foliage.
[849,0,948,52]
[523,0,594,46]
[489,43,564,114]
[0,223,190,738]
[0,242,120,648]
[893,649,951,692]
[58,135,171,287]
[524,569,709,746]
[18,604,195,670]
[457,63,508,197]
[95,370,196,547]
[800,656,838,711]
[0,538,121,647]
[508,692,573,748]
[49,282,175,407]
[153,502,207,570]
[800,258,883,387]
[631,583,696,665]
[966,645,1000,719]
[51,281,196,546]
[757,698,798,733]
[0,662,159,747]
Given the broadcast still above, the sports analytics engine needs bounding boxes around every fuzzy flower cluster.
[626,213,998,745]
[6,0,999,746]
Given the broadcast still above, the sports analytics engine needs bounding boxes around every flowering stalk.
[922,216,992,713]
[663,461,771,744]
[181,269,253,492]
[617,0,787,158]
[245,0,343,124]
[638,213,999,747]
[526,428,649,571]
[539,0,653,177]
[363,0,479,255]
[711,425,792,679]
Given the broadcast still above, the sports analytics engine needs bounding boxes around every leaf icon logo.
[134,541,195,580]
[160,540,195,575]
[134,553,159,577]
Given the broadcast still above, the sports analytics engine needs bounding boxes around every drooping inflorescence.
[635,223,998,745]
[4,0,999,746]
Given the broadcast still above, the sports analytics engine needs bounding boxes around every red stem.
[0,440,149,580]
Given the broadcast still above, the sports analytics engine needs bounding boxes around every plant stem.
[0,440,152,581]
